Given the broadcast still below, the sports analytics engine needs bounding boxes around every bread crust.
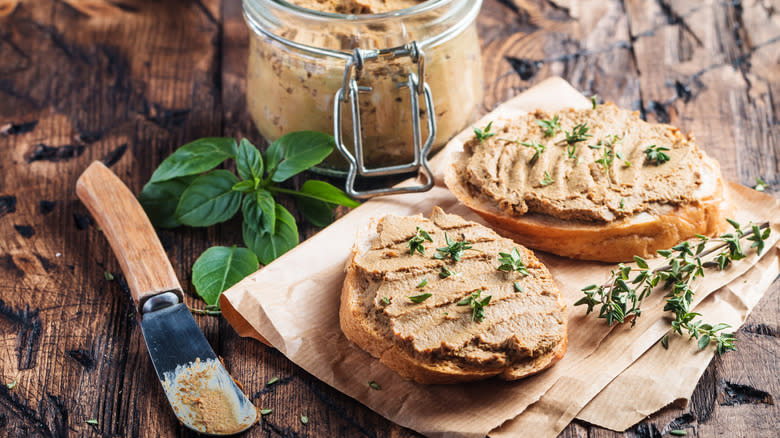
[444,150,733,263]
[339,210,568,384]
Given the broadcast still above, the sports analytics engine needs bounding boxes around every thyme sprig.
[457,289,492,322]
[435,233,473,261]
[407,226,433,255]
[473,121,496,142]
[575,221,771,355]
[536,115,561,137]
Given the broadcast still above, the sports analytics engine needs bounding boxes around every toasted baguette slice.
[340,207,567,384]
[444,105,733,262]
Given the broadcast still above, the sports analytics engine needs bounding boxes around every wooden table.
[1,1,777,436]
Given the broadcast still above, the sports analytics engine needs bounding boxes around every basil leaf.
[137,176,195,228]
[296,180,360,207]
[243,203,299,265]
[242,189,276,234]
[268,131,335,182]
[237,138,264,181]
[297,197,333,227]
[191,245,258,306]
[256,189,276,233]
[149,138,237,183]
[232,180,255,193]
[175,170,242,227]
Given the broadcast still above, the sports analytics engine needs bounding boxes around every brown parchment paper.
[220,77,780,438]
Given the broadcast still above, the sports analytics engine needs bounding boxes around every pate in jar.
[243,0,483,181]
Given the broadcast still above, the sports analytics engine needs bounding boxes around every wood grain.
[76,161,183,311]
[0,0,777,437]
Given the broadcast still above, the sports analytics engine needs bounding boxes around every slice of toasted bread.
[443,105,733,262]
[340,207,567,384]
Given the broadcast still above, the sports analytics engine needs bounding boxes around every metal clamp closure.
[334,41,436,199]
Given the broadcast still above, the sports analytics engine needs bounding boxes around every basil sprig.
[139,132,360,307]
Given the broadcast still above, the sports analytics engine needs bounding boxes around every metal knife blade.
[76,162,257,435]
[142,296,257,435]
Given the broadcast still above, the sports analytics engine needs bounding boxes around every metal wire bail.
[333,41,436,199]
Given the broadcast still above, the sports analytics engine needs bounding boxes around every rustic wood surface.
[0,0,777,437]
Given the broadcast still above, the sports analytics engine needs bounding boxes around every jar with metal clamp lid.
[243,0,483,197]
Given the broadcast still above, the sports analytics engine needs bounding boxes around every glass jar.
[243,0,483,178]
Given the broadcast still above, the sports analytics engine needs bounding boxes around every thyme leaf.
[473,121,496,142]
[540,171,554,187]
[407,226,433,255]
[517,140,546,164]
[457,289,492,322]
[644,144,671,165]
[497,247,530,275]
[754,176,768,192]
[536,115,561,137]
[563,123,592,145]
[408,292,432,303]
[434,233,473,261]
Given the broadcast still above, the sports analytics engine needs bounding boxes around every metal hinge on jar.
[333,41,436,199]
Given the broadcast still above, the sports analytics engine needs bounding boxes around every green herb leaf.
[368,381,381,390]
[435,233,473,261]
[456,290,491,322]
[408,226,433,255]
[300,415,309,425]
[267,131,335,182]
[242,189,276,235]
[267,377,279,385]
[754,176,768,192]
[104,271,114,281]
[408,293,432,303]
[644,144,671,165]
[297,197,334,228]
[86,419,99,426]
[232,179,255,193]
[536,115,561,137]
[294,180,360,207]
[497,248,530,275]
[439,265,458,278]
[138,176,196,228]
[661,334,669,349]
[697,334,711,350]
[540,171,554,186]
[149,137,237,183]
[591,95,598,109]
[473,121,496,142]
[517,140,546,163]
[175,170,242,227]
[381,297,390,305]
[243,203,299,265]
[513,281,523,292]
[417,278,428,288]
[670,429,687,436]
[236,138,264,181]
[563,123,591,145]
[260,409,273,415]
[192,245,259,306]
[6,380,17,390]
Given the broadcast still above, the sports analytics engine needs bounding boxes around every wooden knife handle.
[76,161,183,312]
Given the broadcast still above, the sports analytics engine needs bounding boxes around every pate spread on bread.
[340,207,567,384]
[445,103,732,262]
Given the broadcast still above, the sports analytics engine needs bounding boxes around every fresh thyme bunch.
[575,220,771,354]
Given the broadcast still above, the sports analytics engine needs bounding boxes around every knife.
[76,161,257,435]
